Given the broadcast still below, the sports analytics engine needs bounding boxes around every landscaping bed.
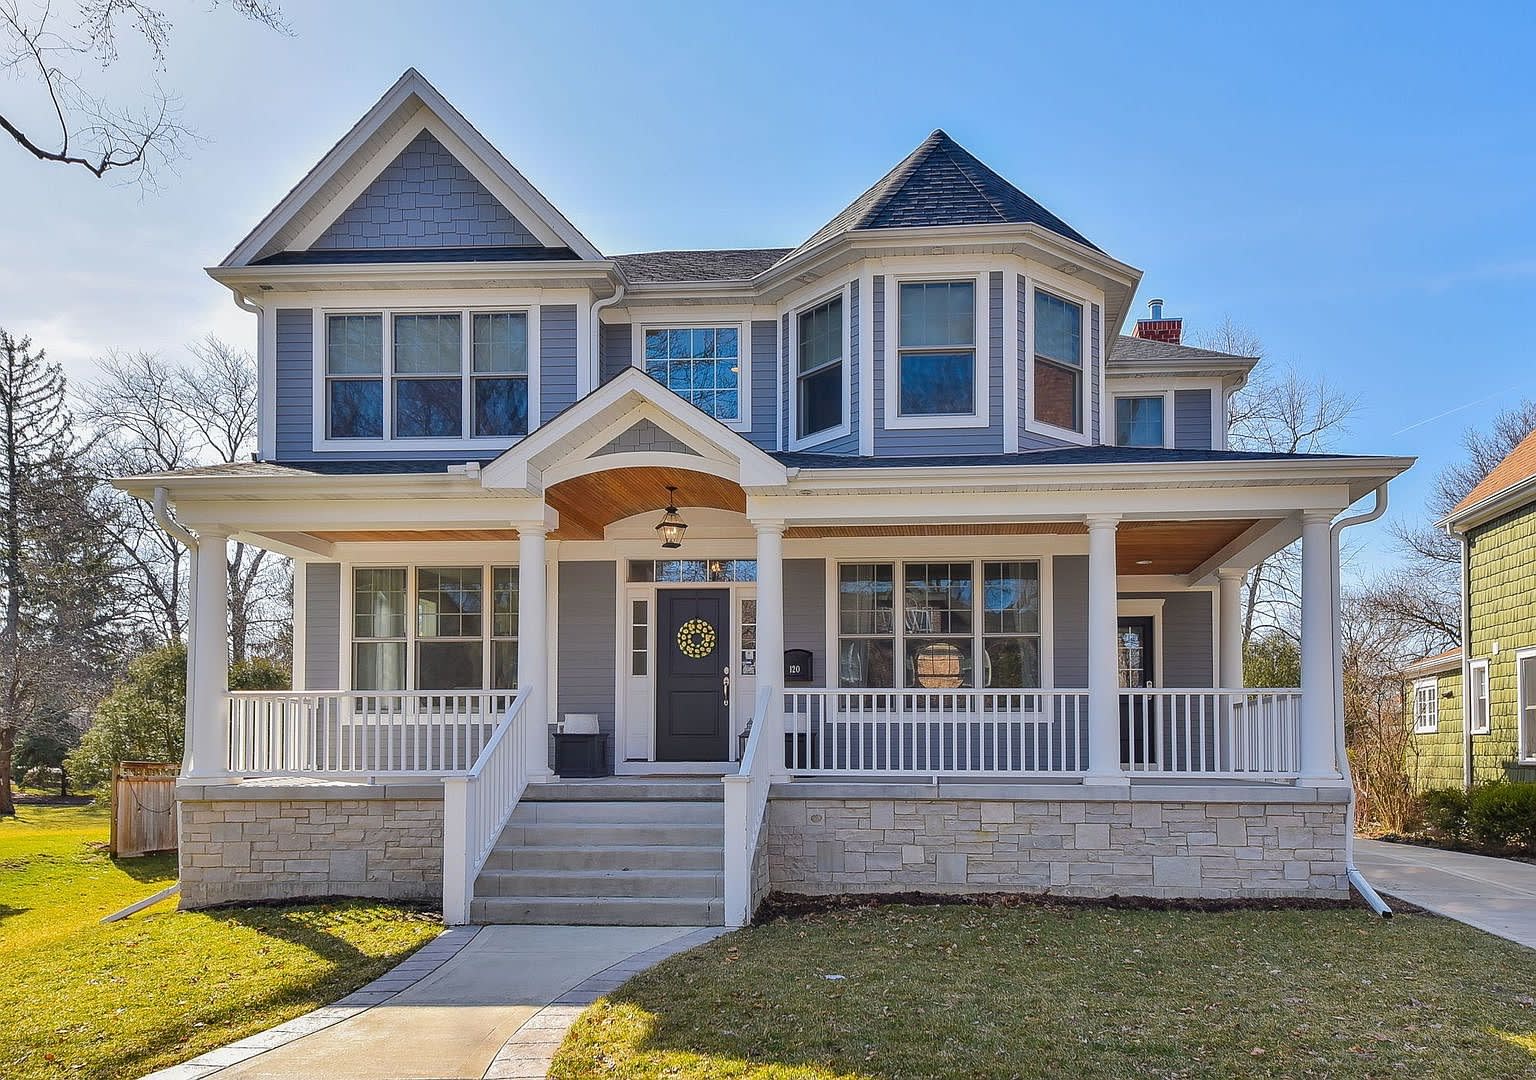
[0,801,440,1080]
[552,902,1536,1079]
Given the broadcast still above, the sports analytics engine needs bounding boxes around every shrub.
[1466,783,1536,850]
[1420,787,1469,842]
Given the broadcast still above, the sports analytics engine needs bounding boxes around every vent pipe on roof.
[1148,298,1164,320]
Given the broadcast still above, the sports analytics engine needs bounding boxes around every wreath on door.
[677,618,718,659]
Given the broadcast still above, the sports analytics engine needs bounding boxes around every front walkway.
[144,924,726,1080]
[1355,838,1536,949]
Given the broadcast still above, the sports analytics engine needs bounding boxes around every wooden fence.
[110,762,178,857]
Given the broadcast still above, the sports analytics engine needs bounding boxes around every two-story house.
[1406,427,1536,790]
[121,70,1412,926]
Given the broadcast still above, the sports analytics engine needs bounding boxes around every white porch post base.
[1299,511,1338,780]
[518,521,552,782]
[185,531,229,778]
[1085,514,1121,781]
[754,521,787,780]
[1217,568,1245,689]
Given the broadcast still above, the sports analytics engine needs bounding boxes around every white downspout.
[590,284,626,387]
[1330,483,1393,917]
[1456,527,1472,789]
[153,487,200,774]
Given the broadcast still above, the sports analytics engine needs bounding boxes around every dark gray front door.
[1118,615,1156,766]
[656,589,731,761]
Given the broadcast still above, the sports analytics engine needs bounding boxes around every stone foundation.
[175,780,444,908]
[764,784,1350,900]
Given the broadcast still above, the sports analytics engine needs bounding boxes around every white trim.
[1468,658,1490,736]
[291,560,308,691]
[881,271,991,431]
[1517,648,1536,762]
[1108,390,1175,449]
[1412,676,1440,734]
[1116,598,1166,688]
[786,283,854,451]
[630,318,753,433]
[1023,276,1095,447]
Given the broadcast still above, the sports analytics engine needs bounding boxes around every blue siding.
[785,559,827,686]
[311,131,540,250]
[304,563,340,690]
[539,304,578,424]
[1053,555,1088,688]
[1016,274,1095,451]
[275,309,313,459]
[780,313,790,449]
[1174,389,1214,450]
[1090,303,1102,444]
[814,280,859,455]
[748,320,778,451]
[1123,591,1215,686]
[557,560,618,768]
[599,322,631,385]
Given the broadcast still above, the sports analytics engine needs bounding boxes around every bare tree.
[1191,320,1359,648]
[1340,587,1421,832]
[1,1,288,186]
[80,336,289,661]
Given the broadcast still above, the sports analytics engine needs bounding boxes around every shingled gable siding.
[558,560,618,768]
[275,308,314,459]
[540,304,578,424]
[304,563,341,690]
[310,130,540,250]
[748,320,778,451]
[1174,389,1214,450]
[873,274,1005,455]
[1408,669,1464,790]
[599,322,631,385]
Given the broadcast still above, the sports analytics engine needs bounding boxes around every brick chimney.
[1133,298,1182,344]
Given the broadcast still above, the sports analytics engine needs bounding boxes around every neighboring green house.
[1406,427,1536,789]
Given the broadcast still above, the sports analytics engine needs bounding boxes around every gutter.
[589,282,626,389]
[1329,484,1394,917]
[1458,527,1473,789]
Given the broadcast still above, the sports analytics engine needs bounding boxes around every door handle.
[722,668,731,708]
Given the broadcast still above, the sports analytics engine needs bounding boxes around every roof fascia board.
[1444,472,1536,532]
[112,470,484,502]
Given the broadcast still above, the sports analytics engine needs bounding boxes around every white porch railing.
[442,688,532,926]
[1119,688,1302,778]
[722,683,778,927]
[784,689,1092,776]
[225,691,519,775]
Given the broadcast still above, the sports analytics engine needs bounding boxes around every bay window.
[1114,395,1165,447]
[349,566,518,692]
[1033,289,1084,433]
[796,294,844,441]
[897,281,975,416]
[643,326,741,422]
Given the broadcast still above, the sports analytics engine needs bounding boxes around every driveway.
[1355,838,1536,949]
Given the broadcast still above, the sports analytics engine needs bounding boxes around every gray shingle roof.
[253,246,579,266]
[612,248,792,284]
[1109,335,1259,364]
[797,130,1098,254]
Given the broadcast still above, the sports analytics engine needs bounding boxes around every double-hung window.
[325,310,529,441]
[897,281,975,417]
[837,563,895,687]
[796,295,844,441]
[1114,395,1165,447]
[903,563,974,688]
[416,567,483,690]
[644,326,741,423]
[982,562,1042,688]
[1413,679,1439,734]
[1469,660,1490,735]
[1033,290,1084,433]
[353,568,407,691]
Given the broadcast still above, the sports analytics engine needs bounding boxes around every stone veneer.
[764,784,1350,900]
[176,780,444,909]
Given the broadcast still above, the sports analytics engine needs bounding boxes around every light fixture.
[655,485,687,549]
[1135,559,1155,567]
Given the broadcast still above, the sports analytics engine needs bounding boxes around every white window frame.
[1412,677,1440,734]
[788,284,853,451]
[883,272,989,431]
[313,304,540,452]
[1110,390,1174,449]
[1518,648,1536,762]
[631,319,752,433]
[1469,658,1490,735]
[1023,276,1095,447]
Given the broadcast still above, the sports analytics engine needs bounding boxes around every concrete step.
[475,868,723,899]
[471,894,724,926]
[507,799,724,825]
[506,821,725,848]
[523,780,723,802]
[482,844,725,872]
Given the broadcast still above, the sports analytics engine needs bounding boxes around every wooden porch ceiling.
[545,466,746,540]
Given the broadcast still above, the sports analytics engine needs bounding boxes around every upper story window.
[897,281,975,416]
[644,327,740,422]
[1114,395,1165,447]
[325,310,528,441]
[1413,679,1439,734]
[796,295,844,440]
[1033,290,1083,433]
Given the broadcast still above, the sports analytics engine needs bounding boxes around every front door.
[1118,615,1156,766]
[656,589,731,761]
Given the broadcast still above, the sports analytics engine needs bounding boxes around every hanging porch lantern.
[655,485,687,549]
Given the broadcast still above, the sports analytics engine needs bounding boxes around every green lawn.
[552,903,1536,1080]
[0,800,440,1080]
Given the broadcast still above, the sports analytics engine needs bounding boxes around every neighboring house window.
[353,568,406,690]
[644,327,740,422]
[838,560,1042,690]
[1413,678,1439,733]
[897,281,975,416]
[1469,660,1490,735]
[350,566,517,692]
[326,314,385,439]
[1033,290,1084,433]
[797,295,844,440]
[1115,396,1165,447]
[325,310,529,441]
[1520,652,1536,760]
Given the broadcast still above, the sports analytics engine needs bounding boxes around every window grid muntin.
[326,314,385,439]
[796,294,844,440]
[740,597,757,676]
[643,325,741,422]
[630,599,649,677]
[1470,660,1490,735]
[1033,288,1086,434]
[1413,680,1439,733]
[897,281,976,418]
[983,561,1042,689]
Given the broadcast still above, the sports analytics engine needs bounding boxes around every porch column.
[519,520,552,782]
[1085,514,1121,781]
[1299,511,1338,780]
[1217,568,1245,688]
[754,521,786,777]
[185,530,229,778]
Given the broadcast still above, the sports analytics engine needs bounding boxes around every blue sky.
[2,1,1533,575]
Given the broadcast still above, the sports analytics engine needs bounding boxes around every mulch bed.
[1371,832,1536,867]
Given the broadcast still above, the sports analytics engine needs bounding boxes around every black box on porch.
[554,714,611,778]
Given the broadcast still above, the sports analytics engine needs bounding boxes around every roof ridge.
[858,130,949,227]
[938,137,1011,223]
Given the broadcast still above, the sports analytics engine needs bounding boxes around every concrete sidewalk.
[1355,838,1536,949]
[144,924,726,1080]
